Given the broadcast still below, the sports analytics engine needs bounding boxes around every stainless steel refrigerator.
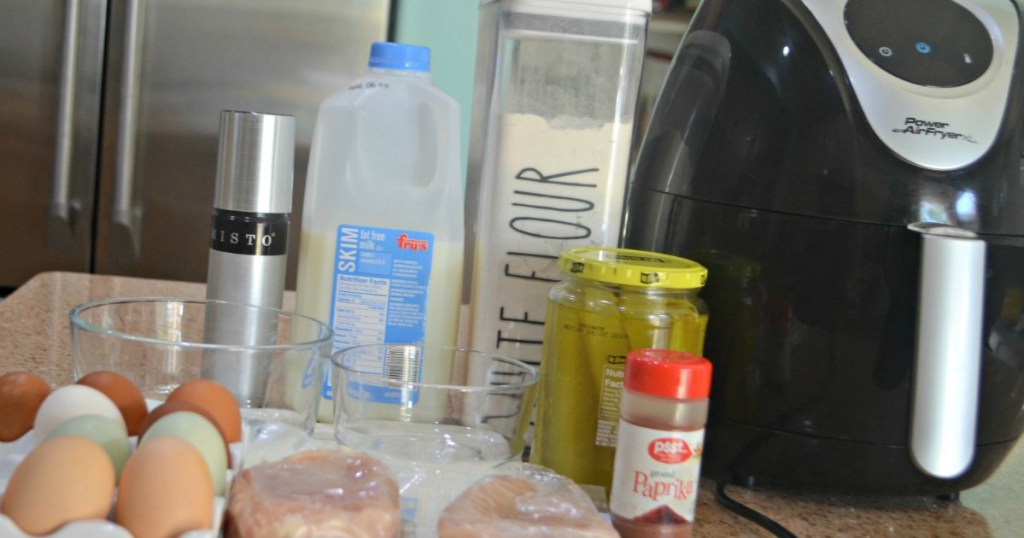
[0,0,391,293]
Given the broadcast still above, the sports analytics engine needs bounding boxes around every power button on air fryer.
[845,0,992,87]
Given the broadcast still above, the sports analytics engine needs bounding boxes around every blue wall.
[393,0,480,182]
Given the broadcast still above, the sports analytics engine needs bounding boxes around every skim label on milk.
[610,421,705,523]
[324,225,433,404]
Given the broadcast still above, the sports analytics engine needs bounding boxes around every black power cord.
[714,474,798,538]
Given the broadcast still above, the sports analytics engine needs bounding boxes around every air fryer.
[623,0,1024,495]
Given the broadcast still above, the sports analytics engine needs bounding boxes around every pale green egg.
[44,414,131,479]
[139,411,229,496]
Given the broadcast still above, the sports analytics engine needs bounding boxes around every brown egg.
[0,436,116,535]
[117,436,214,538]
[0,371,51,441]
[138,399,231,465]
[166,379,242,443]
[77,370,148,436]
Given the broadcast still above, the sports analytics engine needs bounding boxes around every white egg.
[33,384,126,440]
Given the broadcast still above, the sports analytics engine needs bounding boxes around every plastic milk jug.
[295,42,464,420]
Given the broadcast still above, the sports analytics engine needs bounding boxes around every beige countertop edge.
[1,271,1020,537]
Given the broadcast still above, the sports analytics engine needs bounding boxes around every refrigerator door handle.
[110,0,145,260]
[48,0,84,253]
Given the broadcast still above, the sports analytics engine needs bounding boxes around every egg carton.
[0,399,334,538]
[0,431,236,538]
[0,499,226,538]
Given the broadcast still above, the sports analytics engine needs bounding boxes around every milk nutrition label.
[331,225,432,346]
[330,224,433,377]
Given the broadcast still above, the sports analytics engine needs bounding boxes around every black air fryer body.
[623,0,1024,494]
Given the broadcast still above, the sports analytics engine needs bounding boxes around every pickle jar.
[531,247,709,494]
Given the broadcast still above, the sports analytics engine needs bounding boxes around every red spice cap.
[624,348,712,400]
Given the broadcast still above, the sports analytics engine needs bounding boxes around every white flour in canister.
[467,112,635,373]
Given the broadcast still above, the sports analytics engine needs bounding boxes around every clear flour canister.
[531,247,709,493]
[463,0,651,380]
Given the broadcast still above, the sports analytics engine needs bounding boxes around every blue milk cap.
[368,42,431,73]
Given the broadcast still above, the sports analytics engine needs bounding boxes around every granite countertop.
[1,271,1020,537]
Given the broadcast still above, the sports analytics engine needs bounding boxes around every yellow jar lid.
[558,247,708,289]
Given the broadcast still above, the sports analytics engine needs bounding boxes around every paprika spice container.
[610,348,713,537]
[532,247,708,494]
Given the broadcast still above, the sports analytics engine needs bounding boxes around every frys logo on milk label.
[649,438,693,464]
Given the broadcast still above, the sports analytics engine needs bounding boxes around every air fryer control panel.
[802,0,1019,171]
[845,0,993,87]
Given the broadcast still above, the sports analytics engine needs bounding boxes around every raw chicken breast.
[226,447,400,538]
[438,463,618,538]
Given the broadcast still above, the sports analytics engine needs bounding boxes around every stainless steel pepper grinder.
[203,110,294,406]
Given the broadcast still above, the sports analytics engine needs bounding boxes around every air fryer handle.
[908,223,986,479]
